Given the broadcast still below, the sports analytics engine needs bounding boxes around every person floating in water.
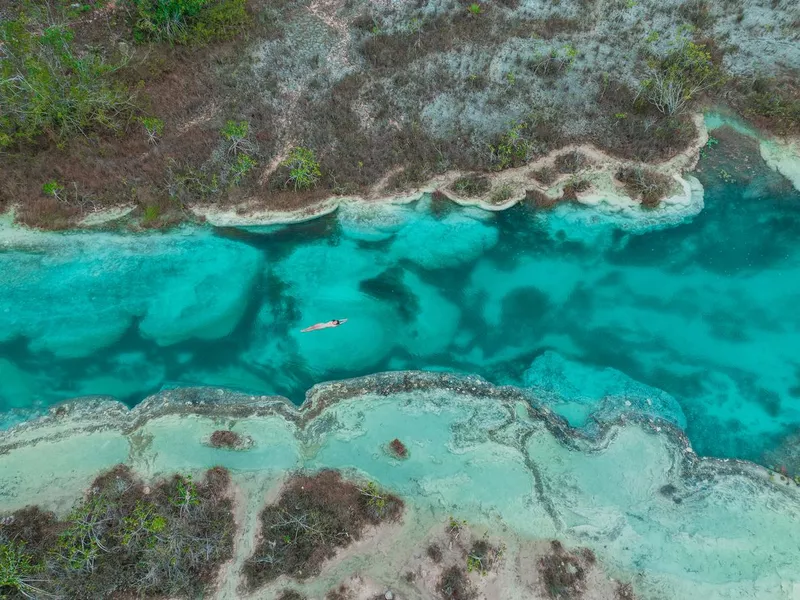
[301,319,347,332]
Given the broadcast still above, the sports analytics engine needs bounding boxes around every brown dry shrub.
[539,541,589,599]
[593,81,698,162]
[243,471,404,589]
[616,581,638,599]
[210,429,243,449]
[561,178,591,200]
[525,188,560,209]
[615,166,673,208]
[427,543,443,563]
[531,165,557,184]
[437,565,477,600]
[554,150,588,174]
[326,584,351,600]
[451,174,491,197]
[389,438,409,458]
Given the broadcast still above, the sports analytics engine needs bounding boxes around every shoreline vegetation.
[0,0,797,230]
[2,373,800,598]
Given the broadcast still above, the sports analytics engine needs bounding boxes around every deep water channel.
[2,146,800,467]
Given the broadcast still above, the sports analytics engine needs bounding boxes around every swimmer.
[301,318,348,332]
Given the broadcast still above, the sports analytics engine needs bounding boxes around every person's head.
[333,319,341,325]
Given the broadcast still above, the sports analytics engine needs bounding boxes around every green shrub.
[127,0,249,44]
[142,204,161,224]
[221,119,250,154]
[139,116,165,144]
[0,542,44,598]
[640,41,725,115]
[489,123,534,170]
[1,466,235,598]
[230,153,256,184]
[0,20,134,149]
[282,147,322,190]
[42,180,65,199]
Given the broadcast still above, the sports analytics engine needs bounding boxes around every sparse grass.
[0,466,234,599]
[243,471,403,589]
[678,0,712,30]
[427,543,443,563]
[0,15,134,149]
[615,166,673,208]
[125,0,250,44]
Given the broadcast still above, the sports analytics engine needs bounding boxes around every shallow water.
[1,139,799,465]
[3,382,799,599]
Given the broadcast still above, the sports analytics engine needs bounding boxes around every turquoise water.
[1,142,799,466]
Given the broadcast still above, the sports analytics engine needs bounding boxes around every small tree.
[639,41,725,115]
[221,120,250,154]
[139,116,165,144]
[281,147,321,190]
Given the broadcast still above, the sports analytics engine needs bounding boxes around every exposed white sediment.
[760,137,800,192]
[2,372,799,599]
[706,111,800,193]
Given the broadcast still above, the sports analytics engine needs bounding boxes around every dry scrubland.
[0,0,798,228]
[0,467,635,599]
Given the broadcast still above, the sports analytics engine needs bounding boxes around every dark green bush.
[126,0,250,44]
[0,20,134,149]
